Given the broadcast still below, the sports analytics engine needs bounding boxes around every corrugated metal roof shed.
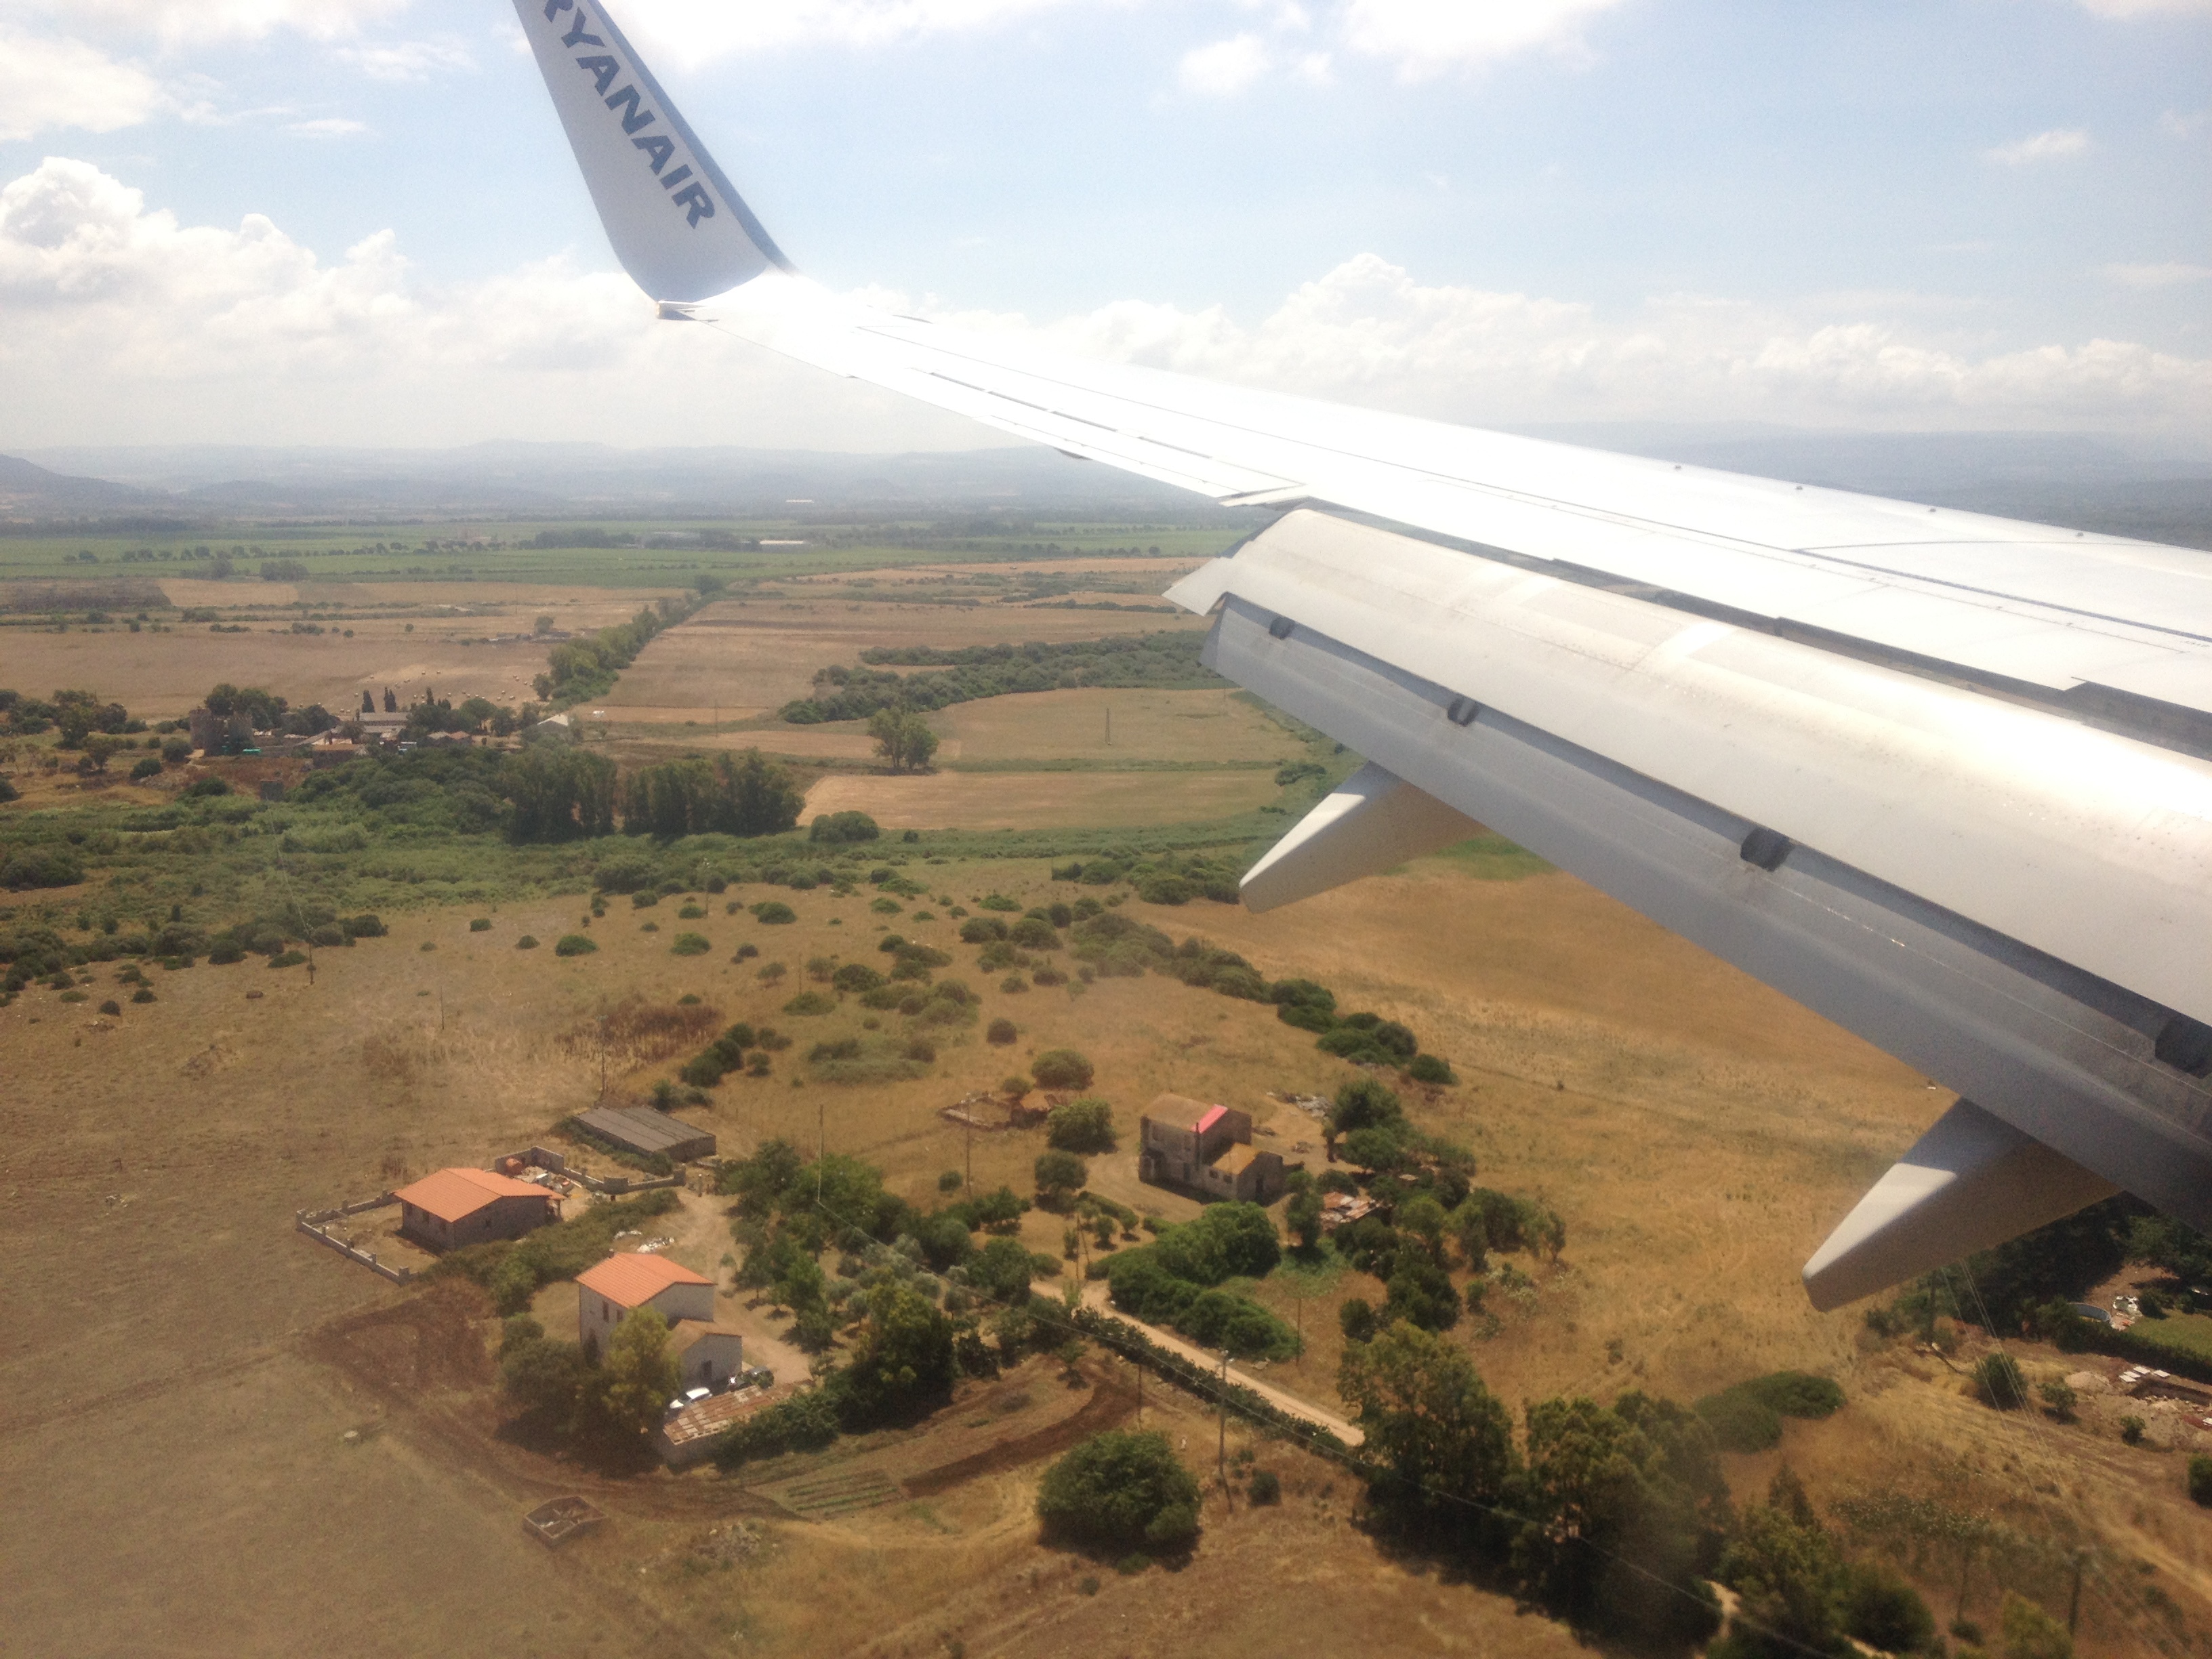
[575,1105,717,1162]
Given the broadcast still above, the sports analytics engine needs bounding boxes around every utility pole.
[965,1108,973,1191]
[1135,1356,1143,1424]
[1104,706,1111,747]
[2067,1551,2087,1636]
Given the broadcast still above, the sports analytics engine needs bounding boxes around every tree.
[2192,1454,2212,1507]
[1046,1097,1116,1153]
[1382,1251,1461,1332]
[868,708,940,773]
[1285,1186,1324,1253]
[1034,1149,1088,1208]
[1339,1322,1517,1534]
[1843,1564,1935,1655]
[809,810,880,844]
[599,1309,681,1437]
[1036,1430,1202,1552]
[840,1281,957,1425]
[1030,1048,1095,1090]
[970,1234,1038,1304]
[500,1334,589,1423]
[1711,1470,1846,1658]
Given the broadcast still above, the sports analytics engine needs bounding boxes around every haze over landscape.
[2,3,2209,1658]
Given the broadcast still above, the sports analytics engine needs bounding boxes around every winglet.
[515,0,792,302]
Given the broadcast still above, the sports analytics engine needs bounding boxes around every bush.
[783,991,836,1016]
[670,933,710,956]
[1046,1097,1117,1153]
[986,1017,1017,1046]
[129,756,161,781]
[1843,1564,1936,1655]
[515,935,539,950]
[1975,1351,2028,1409]
[207,941,246,965]
[752,901,798,925]
[470,918,493,933]
[1036,1430,1202,1553]
[2190,1454,2212,1507]
[98,998,121,1017]
[809,810,880,844]
[1,851,85,890]
[1406,1053,1457,1085]
[1695,1389,1782,1453]
[2121,1414,2146,1445]
[554,934,598,956]
[1031,1048,1094,1090]
[1247,1469,1281,1506]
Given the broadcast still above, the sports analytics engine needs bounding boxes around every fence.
[1067,1305,1353,1456]
[295,1193,415,1285]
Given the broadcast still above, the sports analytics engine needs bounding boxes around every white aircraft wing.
[516,0,2212,1306]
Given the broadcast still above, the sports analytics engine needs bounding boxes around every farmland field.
[3,520,2207,1659]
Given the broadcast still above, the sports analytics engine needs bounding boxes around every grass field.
[4,523,2206,1659]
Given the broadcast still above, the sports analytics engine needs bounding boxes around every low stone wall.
[295,1194,414,1284]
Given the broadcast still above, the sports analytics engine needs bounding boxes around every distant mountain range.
[4,432,2209,546]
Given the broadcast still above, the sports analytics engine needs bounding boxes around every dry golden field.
[799,767,1284,830]
[936,687,1287,764]
[3,849,2205,1657]
[596,596,1205,722]
[0,581,677,719]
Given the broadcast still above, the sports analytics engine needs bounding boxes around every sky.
[0,0,2206,454]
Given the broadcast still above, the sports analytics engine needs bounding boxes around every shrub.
[1406,1053,1457,1085]
[269,951,307,969]
[98,998,121,1017]
[783,991,837,1016]
[342,914,388,938]
[1975,1351,2028,1409]
[514,935,539,950]
[129,756,161,781]
[986,1017,1017,1046]
[809,810,880,844]
[1339,1297,1378,1343]
[1,851,85,890]
[2039,1378,2077,1419]
[1694,1389,1782,1453]
[208,941,245,965]
[1046,1097,1117,1153]
[670,933,710,956]
[554,934,598,956]
[752,901,798,924]
[2189,1454,2212,1507]
[1843,1564,1936,1655]
[1247,1469,1281,1506]
[979,893,1021,912]
[2121,1414,2146,1445]
[1036,1431,1201,1553]
[1031,1048,1094,1090]
[470,918,493,933]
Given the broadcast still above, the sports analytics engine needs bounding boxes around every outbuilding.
[575,1105,717,1164]
[666,1321,747,1391]
[576,1252,716,1351]
[392,1167,558,1250]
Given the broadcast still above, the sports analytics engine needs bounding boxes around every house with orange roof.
[393,1167,558,1250]
[576,1252,716,1353]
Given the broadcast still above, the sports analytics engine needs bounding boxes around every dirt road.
[1078,1282,1365,1448]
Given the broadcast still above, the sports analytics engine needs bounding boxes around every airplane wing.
[515,0,2212,1307]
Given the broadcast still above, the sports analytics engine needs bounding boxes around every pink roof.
[1194,1105,1229,1135]
[392,1166,552,1224]
[577,1252,713,1309]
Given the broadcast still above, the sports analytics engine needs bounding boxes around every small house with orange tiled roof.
[576,1252,716,1350]
[393,1167,558,1250]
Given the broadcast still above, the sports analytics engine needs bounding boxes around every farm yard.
[3,518,2209,1658]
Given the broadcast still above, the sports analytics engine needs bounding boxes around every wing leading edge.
[514,0,2212,1303]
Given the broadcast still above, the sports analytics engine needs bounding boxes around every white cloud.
[1,161,2203,450]
[1179,33,1271,96]
[0,28,164,140]
[0,157,997,449]
[1338,0,1629,80]
[998,253,2212,436]
[615,0,1092,63]
[2162,108,2209,138]
[288,117,369,137]
[335,36,474,81]
[2104,260,2212,287]
[15,0,415,43]
[1984,127,2090,164]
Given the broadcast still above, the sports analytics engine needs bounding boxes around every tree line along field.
[4,530,2209,1657]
